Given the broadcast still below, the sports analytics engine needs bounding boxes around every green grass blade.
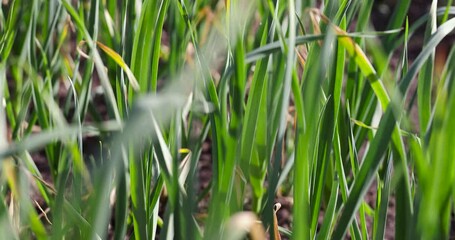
[150,0,170,92]
[332,106,396,239]
[417,1,437,137]
[384,0,411,51]
[61,0,121,123]
[316,182,339,240]
[373,154,392,240]
[240,20,269,201]
[399,17,455,95]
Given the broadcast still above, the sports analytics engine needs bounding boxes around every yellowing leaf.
[78,41,140,91]
[95,41,140,91]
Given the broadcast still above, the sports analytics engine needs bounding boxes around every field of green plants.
[1,0,455,239]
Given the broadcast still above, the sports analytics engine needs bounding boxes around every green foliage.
[0,0,454,239]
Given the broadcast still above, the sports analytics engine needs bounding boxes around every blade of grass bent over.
[94,41,139,91]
